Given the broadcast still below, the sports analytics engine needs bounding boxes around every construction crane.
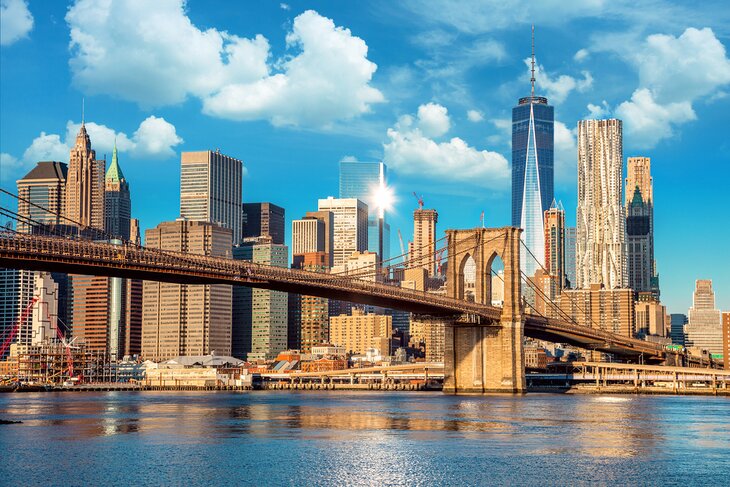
[412,192,424,209]
[0,297,38,358]
[436,249,445,275]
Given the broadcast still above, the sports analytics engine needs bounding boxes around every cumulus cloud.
[65,2,383,128]
[615,89,695,149]
[611,28,729,148]
[467,110,484,122]
[280,3,290,10]
[0,0,33,46]
[586,100,610,119]
[525,58,593,104]
[383,105,509,188]
[553,121,577,186]
[340,155,358,163]
[3,116,183,183]
[417,103,451,137]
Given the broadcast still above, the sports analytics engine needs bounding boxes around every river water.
[0,391,728,486]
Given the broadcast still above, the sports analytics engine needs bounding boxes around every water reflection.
[0,392,728,485]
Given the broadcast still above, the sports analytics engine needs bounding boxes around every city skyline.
[1,1,730,315]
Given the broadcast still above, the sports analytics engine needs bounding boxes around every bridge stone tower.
[444,227,525,393]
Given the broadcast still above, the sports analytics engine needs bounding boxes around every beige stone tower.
[65,123,105,229]
[411,208,438,276]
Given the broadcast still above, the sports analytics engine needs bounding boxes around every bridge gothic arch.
[444,227,525,393]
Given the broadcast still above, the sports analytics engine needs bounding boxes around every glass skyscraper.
[339,161,390,262]
[512,96,554,277]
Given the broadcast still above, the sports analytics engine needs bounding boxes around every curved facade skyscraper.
[511,31,554,278]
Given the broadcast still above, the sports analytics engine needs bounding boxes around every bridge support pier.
[443,316,525,393]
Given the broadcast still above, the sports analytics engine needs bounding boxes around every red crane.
[0,297,38,358]
[412,192,424,209]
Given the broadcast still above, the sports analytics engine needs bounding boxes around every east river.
[0,391,728,486]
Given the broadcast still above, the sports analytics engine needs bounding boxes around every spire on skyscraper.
[530,25,536,98]
[106,138,125,183]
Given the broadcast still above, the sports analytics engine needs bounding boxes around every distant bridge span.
[0,233,665,361]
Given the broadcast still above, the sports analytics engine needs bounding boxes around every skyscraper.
[339,161,390,262]
[232,238,288,361]
[242,202,285,245]
[65,123,105,230]
[685,279,723,354]
[576,119,626,289]
[411,207,438,276]
[625,156,658,297]
[104,142,131,240]
[317,197,368,267]
[512,29,554,277]
[294,252,329,354]
[670,313,688,346]
[543,200,565,290]
[180,150,243,245]
[142,220,233,361]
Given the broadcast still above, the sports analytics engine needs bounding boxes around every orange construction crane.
[412,192,424,209]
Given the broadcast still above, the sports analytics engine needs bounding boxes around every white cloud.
[417,103,451,137]
[573,48,590,62]
[608,27,730,148]
[467,110,484,122]
[7,117,183,180]
[615,88,695,149]
[525,58,593,104]
[280,3,290,10]
[66,2,383,128]
[340,155,358,163]
[383,106,508,188]
[634,28,730,103]
[586,100,610,119]
[0,0,33,46]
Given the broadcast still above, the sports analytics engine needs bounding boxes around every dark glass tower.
[511,27,554,276]
[104,142,131,240]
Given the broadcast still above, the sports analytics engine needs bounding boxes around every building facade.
[512,80,554,278]
[142,220,233,361]
[670,313,688,346]
[317,197,368,267]
[232,239,289,361]
[564,226,577,289]
[576,119,626,290]
[544,200,565,291]
[65,123,105,230]
[180,150,243,245]
[294,252,329,354]
[722,312,729,370]
[104,143,131,240]
[242,202,285,245]
[329,308,392,355]
[339,160,390,262]
[634,293,667,338]
[685,279,723,354]
[558,285,635,338]
[411,208,438,276]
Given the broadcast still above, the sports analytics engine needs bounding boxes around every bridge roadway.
[0,233,665,359]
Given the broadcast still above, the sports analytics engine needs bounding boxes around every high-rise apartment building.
[65,123,105,230]
[292,217,325,255]
[232,239,288,361]
[558,285,635,338]
[339,161,390,262]
[329,308,392,355]
[180,150,243,245]
[317,197,368,267]
[3,162,68,353]
[242,202,285,245]
[685,279,723,354]
[104,143,131,240]
[564,227,577,289]
[294,252,329,353]
[68,274,113,353]
[576,119,626,290]
[411,208,438,276]
[142,220,233,361]
[544,200,565,290]
[625,157,658,297]
[512,34,554,278]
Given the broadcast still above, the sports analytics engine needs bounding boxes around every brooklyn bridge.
[1,187,684,393]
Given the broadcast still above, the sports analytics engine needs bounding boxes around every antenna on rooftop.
[530,25,536,98]
[82,97,85,125]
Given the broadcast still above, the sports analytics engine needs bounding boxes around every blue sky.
[1,0,729,314]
